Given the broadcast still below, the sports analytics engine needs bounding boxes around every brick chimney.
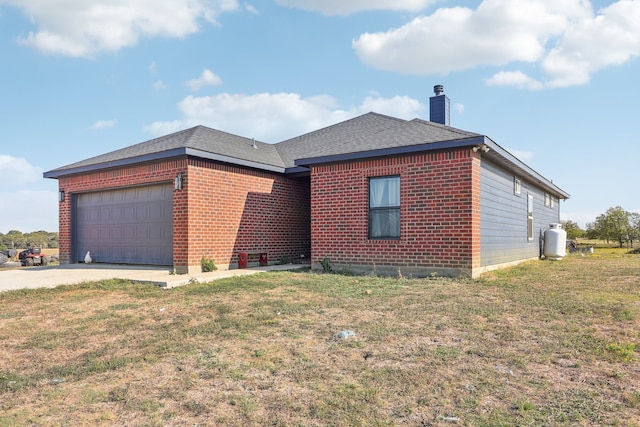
[430,84,450,126]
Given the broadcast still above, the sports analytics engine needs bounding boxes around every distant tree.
[0,230,58,249]
[4,230,24,249]
[629,212,640,247]
[25,231,50,248]
[560,220,584,240]
[592,206,630,248]
[585,222,598,240]
[48,231,59,248]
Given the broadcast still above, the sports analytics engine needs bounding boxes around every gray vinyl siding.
[480,160,560,267]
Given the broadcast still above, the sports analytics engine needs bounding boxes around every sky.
[1,0,639,233]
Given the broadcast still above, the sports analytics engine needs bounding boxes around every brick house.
[45,87,569,277]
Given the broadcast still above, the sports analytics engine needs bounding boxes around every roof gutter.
[294,135,569,200]
[294,136,486,166]
[44,147,286,179]
[482,138,570,200]
[184,148,286,174]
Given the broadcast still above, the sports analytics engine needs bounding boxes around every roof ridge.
[190,124,270,146]
[274,112,409,167]
[45,113,491,178]
[410,118,482,137]
[276,112,405,146]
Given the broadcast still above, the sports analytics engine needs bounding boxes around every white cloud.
[0,155,43,183]
[485,70,545,90]
[536,0,640,88]
[6,0,240,57]
[245,3,259,14]
[353,1,584,73]
[0,156,57,232]
[276,0,435,15]
[186,69,223,91]
[153,80,168,91]
[353,0,640,90]
[0,190,58,233]
[90,119,117,130]
[144,92,425,142]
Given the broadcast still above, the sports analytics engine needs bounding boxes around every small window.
[544,193,556,208]
[369,176,400,239]
[527,194,534,241]
[514,177,521,196]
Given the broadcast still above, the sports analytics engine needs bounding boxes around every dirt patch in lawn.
[1,252,639,426]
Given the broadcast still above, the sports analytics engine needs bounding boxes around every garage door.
[76,184,173,265]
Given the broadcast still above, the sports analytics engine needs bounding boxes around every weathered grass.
[0,251,639,425]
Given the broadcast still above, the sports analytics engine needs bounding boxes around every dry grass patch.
[1,253,639,426]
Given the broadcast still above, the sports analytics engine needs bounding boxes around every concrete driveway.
[0,263,300,292]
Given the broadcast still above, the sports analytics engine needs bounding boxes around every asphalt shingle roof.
[45,125,285,175]
[44,111,569,198]
[276,113,481,166]
[48,112,482,176]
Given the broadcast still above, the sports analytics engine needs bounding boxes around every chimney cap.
[434,84,444,96]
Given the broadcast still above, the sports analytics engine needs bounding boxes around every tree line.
[0,230,59,251]
[562,206,640,247]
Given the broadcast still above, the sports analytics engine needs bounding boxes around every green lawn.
[1,250,639,426]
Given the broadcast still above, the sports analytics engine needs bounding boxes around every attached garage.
[75,184,173,265]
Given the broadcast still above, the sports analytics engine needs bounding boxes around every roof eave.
[293,135,569,200]
[184,148,286,173]
[43,147,286,179]
[482,139,570,200]
[294,136,486,167]
[284,166,310,176]
[43,148,187,179]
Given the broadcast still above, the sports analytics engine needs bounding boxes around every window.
[544,192,556,208]
[369,176,400,239]
[527,194,534,241]
[514,177,521,196]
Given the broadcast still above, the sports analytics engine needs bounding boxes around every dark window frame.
[368,175,401,240]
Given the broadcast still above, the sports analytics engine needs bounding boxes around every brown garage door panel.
[76,184,173,265]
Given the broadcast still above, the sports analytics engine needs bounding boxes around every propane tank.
[543,223,567,260]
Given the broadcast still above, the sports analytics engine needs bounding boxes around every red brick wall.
[56,157,310,273]
[310,149,481,276]
[183,158,310,272]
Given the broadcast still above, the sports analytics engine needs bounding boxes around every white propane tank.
[543,223,567,260]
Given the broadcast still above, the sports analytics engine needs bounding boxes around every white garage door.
[76,184,173,265]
